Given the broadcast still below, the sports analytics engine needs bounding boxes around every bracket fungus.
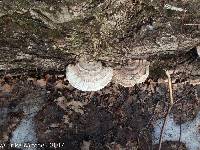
[66,60,113,91]
[113,60,150,87]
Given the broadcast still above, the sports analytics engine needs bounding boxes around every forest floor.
[0,69,199,150]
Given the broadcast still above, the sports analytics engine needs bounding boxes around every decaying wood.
[0,0,199,76]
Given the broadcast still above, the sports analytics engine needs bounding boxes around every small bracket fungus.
[66,60,113,91]
[113,60,150,87]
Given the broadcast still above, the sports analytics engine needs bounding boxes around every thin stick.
[177,114,182,150]
[166,71,174,105]
[158,71,174,150]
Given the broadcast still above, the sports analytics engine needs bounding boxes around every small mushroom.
[66,59,113,91]
[113,59,150,87]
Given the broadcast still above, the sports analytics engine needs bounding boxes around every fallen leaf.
[35,79,46,87]
[55,96,85,114]
[2,84,12,93]
[81,141,91,150]
[49,123,60,128]
[55,80,66,89]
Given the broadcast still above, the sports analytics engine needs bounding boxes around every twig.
[177,108,182,150]
[158,70,174,150]
[166,71,174,105]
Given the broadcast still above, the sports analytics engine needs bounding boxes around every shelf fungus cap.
[66,60,113,91]
[113,60,150,87]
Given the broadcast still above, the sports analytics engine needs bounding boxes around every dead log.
[0,0,199,78]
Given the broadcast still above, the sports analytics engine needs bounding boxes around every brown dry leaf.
[81,141,91,150]
[108,97,116,107]
[157,78,168,84]
[4,74,13,80]
[63,115,73,127]
[35,79,46,87]
[172,83,178,91]
[45,74,52,81]
[1,131,9,141]
[55,96,66,110]
[190,79,200,85]
[54,38,66,48]
[65,101,84,114]
[2,84,12,93]
[104,88,112,95]
[27,77,35,82]
[49,123,60,128]
[63,115,70,124]
[0,79,3,84]
[149,82,156,93]
[106,143,124,150]
[55,80,66,89]
[114,144,123,150]
[55,96,85,114]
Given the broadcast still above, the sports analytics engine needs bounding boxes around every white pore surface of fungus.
[66,60,113,91]
[113,60,150,87]
[153,112,200,150]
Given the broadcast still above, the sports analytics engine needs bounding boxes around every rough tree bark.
[0,0,199,78]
